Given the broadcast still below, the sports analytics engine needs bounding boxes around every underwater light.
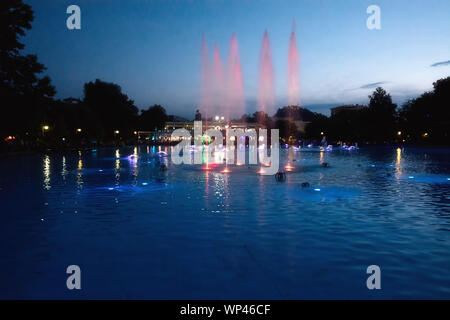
[314,188,321,192]
[108,187,114,191]
[98,169,103,172]
[142,182,148,186]
[257,168,266,174]
[409,176,414,179]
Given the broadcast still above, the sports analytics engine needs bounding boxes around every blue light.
[409,176,414,179]
[98,169,103,172]
[314,188,321,192]
[108,187,114,190]
[142,182,148,186]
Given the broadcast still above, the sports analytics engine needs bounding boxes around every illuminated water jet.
[258,30,274,114]
[226,34,245,118]
[288,20,300,106]
[200,34,211,117]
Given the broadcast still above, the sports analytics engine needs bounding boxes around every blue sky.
[23,0,450,117]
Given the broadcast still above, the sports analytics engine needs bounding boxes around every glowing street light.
[114,130,120,134]
[215,115,219,121]
[320,131,324,135]
[42,125,49,136]
[76,128,82,133]
[397,131,402,136]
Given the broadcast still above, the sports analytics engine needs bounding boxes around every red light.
[4,136,15,141]
[285,163,294,171]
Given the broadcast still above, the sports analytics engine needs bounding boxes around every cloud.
[360,81,387,89]
[430,60,450,67]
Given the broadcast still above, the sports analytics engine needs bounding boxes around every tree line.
[1,0,449,152]
[1,1,169,150]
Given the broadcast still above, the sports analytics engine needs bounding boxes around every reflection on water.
[61,156,68,181]
[395,147,403,179]
[2,146,450,299]
[43,155,51,190]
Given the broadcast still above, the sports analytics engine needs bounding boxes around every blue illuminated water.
[0,146,449,299]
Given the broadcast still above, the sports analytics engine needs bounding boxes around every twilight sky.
[23,0,450,118]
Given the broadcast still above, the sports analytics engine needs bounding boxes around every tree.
[366,87,397,143]
[0,0,55,136]
[139,104,167,131]
[83,79,138,138]
[398,77,450,144]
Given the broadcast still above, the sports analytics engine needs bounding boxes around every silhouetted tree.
[366,87,397,143]
[0,0,55,136]
[83,79,138,138]
[398,77,450,144]
[139,104,167,131]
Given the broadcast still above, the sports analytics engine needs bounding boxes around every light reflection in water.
[61,156,68,180]
[395,147,402,179]
[43,155,51,190]
[77,154,83,191]
[114,148,121,185]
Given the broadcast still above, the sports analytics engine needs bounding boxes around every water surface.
[0,146,449,299]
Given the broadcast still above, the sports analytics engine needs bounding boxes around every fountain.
[226,34,245,119]
[200,34,211,119]
[288,20,300,106]
[258,30,275,115]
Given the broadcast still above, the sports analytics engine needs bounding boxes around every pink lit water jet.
[212,43,224,115]
[258,30,275,114]
[200,34,211,118]
[226,34,245,118]
[288,21,300,106]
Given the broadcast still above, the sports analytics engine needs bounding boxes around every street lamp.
[114,130,120,134]
[42,125,49,137]
[397,131,402,136]
[76,128,82,133]
[215,115,219,121]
